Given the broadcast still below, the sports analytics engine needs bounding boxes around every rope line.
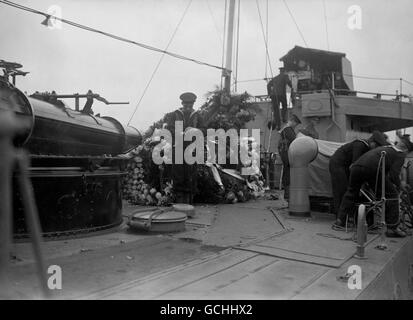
[282,0,308,47]
[127,0,193,125]
[403,79,413,87]
[265,0,269,79]
[0,0,225,72]
[205,0,224,43]
[322,0,330,50]
[255,0,273,78]
[220,0,228,91]
[234,0,241,92]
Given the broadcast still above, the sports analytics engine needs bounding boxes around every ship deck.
[7,196,413,300]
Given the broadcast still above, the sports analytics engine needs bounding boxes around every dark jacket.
[331,139,370,168]
[267,74,292,97]
[166,108,201,129]
[278,126,296,155]
[352,145,407,188]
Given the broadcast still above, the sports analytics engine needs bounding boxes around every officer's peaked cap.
[180,92,197,103]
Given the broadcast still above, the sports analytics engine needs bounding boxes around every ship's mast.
[223,0,236,96]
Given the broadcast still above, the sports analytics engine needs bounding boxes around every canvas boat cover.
[308,139,343,197]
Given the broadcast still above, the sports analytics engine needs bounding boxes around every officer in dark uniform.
[278,114,301,201]
[329,131,389,216]
[333,136,413,237]
[165,92,201,204]
[267,67,293,130]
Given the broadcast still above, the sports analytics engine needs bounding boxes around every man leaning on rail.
[333,135,413,237]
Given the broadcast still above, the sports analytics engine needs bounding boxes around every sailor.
[333,135,413,237]
[165,92,201,204]
[278,114,301,201]
[329,131,389,216]
[267,67,293,130]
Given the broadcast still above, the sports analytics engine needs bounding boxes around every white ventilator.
[288,134,318,216]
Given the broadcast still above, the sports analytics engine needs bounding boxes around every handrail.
[251,89,412,104]
[296,89,411,102]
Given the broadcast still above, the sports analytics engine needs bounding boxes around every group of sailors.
[166,65,412,239]
[330,132,412,238]
[268,68,412,238]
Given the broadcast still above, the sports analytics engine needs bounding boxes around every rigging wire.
[255,0,274,78]
[265,0,269,80]
[127,0,193,125]
[0,0,225,72]
[220,0,228,91]
[321,0,330,50]
[205,0,224,43]
[403,79,413,87]
[344,74,413,90]
[237,78,268,83]
[234,0,241,92]
[282,0,308,47]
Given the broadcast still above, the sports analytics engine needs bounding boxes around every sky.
[1,0,413,133]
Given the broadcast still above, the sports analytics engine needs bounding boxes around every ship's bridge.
[245,46,413,151]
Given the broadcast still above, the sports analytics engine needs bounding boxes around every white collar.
[388,145,404,152]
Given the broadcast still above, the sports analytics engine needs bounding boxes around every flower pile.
[122,88,266,205]
[122,143,174,206]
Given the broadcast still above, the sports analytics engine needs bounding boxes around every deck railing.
[249,89,412,105]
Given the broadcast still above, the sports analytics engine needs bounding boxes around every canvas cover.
[308,139,343,197]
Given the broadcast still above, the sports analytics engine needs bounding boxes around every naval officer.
[165,92,201,204]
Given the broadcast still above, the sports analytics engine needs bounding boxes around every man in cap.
[278,114,301,201]
[333,135,413,237]
[267,67,293,130]
[329,131,389,216]
[165,92,201,204]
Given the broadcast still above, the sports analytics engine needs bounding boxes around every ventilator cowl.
[288,134,318,216]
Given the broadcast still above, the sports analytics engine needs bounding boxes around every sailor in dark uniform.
[278,114,301,201]
[329,131,389,216]
[165,92,201,204]
[267,67,293,130]
[333,136,413,237]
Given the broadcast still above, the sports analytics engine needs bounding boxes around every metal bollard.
[355,204,368,259]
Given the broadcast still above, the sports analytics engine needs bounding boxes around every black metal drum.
[1,80,142,237]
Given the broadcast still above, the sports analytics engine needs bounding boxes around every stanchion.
[16,151,49,297]
[0,110,16,299]
[377,151,388,250]
[0,109,49,299]
[354,204,367,259]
